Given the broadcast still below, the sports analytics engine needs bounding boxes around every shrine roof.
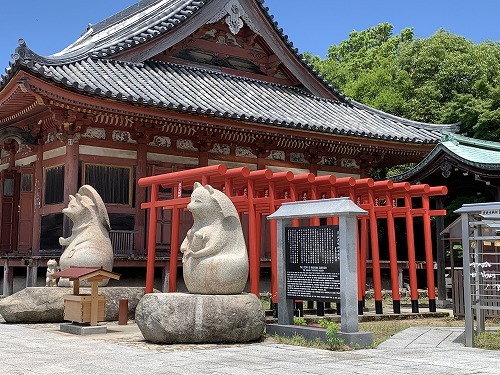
[392,133,500,181]
[52,267,121,281]
[5,0,347,100]
[4,57,456,144]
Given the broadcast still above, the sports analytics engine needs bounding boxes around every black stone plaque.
[285,225,340,302]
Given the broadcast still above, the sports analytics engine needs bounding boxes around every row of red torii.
[139,164,447,314]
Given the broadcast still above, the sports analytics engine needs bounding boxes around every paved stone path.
[0,323,499,374]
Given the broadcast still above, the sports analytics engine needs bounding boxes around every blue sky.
[0,0,499,70]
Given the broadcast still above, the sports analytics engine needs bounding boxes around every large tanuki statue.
[58,185,114,286]
[180,182,249,294]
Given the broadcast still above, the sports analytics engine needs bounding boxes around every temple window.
[44,165,64,205]
[83,164,132,205]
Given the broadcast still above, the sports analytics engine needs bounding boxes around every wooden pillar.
[198,151,209,167]
[3,261,13,296]
[90,281,99,326]
[368,190,383,314]
[135,143,148,256]
[168,206,181,292]
[435,196,447,303]
[359,217,368,313]
[25,260,37,287]
[31,145,43,255]
[422,195,437,312]
[404,193,419,313]
[145,184,159,294]
[62,140,79,238]
[162,263,169,292]
[247,179,259,295]
[386,192,400,314]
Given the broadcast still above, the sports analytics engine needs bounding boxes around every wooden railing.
[109,230,135,257]
[39,230,135,258]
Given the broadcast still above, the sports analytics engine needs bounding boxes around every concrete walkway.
[0,323,499,374]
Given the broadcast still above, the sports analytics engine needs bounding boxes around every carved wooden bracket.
[51,109,93,143]
[357,153,385,169]
[252,138,275,159]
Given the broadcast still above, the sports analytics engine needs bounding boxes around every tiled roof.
[5,57,456,144]
[6,0,347,99]
[392,133,500,181]
[0,0,459,144]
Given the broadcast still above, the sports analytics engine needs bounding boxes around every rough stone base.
[136,293,265,344]
[266,324,373,348]
[0,287,148,323]
[338,331,373,348]
[60,323,107,335]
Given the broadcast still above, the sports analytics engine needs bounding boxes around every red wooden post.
[367,187,383,314]
[404,191,419,313]
[386,189,400,313]
[269,180,278,303]
[145,184,159,294]
[422,194,436,312]
[169,208,181,292]
[359,217,369,308]
[268,171,293,303]
[247,169,272,295]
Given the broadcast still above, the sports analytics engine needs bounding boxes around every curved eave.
[350,99,460,133]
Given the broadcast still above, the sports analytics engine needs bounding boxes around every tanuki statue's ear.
[193,182,202,189]
[205,184,215,194]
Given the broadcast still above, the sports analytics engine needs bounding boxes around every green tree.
[307,25,500,141]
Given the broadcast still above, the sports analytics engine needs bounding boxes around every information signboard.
[285,225,340,302]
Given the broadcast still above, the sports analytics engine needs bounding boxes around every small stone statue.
[58,185,114,286]
[180,182,249,294]
[45,259,59,287]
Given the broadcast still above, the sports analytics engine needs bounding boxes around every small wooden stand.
[52,267,120,326]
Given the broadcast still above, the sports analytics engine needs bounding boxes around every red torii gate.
[138,165,447,314]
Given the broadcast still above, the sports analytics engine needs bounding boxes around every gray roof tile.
[8,57,456,144]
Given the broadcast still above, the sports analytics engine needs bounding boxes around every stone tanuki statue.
[58,185,114,286]
[45,259,59,287]
[180,182,249,294]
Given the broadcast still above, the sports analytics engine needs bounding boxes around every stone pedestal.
[0,287,147,323]
[135,293,265,344]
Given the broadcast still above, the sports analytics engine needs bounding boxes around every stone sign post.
[267,197,373,347]
[455,202,500,347]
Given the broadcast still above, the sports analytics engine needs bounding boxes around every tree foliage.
[306,24,500,141]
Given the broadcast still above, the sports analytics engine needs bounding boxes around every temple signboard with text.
[285,225,340,302]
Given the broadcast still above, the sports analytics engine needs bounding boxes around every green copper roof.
[392,133,500,181]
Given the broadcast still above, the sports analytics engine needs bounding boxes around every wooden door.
[0,171,20,252]
[17,168,34,252]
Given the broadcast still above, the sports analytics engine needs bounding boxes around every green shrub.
[294,317,307,326]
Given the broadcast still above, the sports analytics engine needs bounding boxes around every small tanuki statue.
[45,259,59,287]
[180,182,249,294]
[58,185,114,286]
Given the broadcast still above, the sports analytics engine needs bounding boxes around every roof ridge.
[90,0,164,34]
[448,132,500,151]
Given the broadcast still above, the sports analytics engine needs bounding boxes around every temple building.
[0,0,457,290]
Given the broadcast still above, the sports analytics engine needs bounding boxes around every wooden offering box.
[52,267,120,326]
[64,294,106,323]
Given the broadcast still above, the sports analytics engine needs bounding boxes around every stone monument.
[136,183,264,344]
[58,185,114,286]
